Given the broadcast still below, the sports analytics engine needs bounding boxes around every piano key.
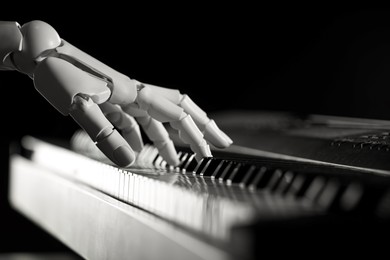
[267,169,284,192]
[248,166,268,191]
[176,152,189,172]
[129,172,135,204]
[210,160,229,179]
[196,158,213,176]
[316,178,340,209]
[284,173,306,197]
[226,163,242,186]
[181,153,197,172]
[295,175,316,198]
[136,144,158,168]
[272,170,295,195]
[339,182,364,211]
[153,154,164,168]
[304,176,327,202]
[375,189,390,219]
[124,171,130,202]
[176,151,183,160]
[218,161,236,182]
[167,151,182,172]
[239,165,257,188]
[133,174,140,206]
[160,158,168,169]
[118,169,125,200]
[192,157,210,175]
[200,158,223,177]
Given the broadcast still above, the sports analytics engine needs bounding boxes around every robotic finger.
[100,102,144,153]
[170,114,212,162]
[138,83,233,148]
[137,115,179,166]
[70,95,135,167]
[134,84,212,162]
[178,94,233,148]
[32,55,135,167]
[124,104,180,166]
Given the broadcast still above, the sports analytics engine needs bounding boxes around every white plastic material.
[100,102,144,152]
[137,115,179,166]
[203,119,233,148]
[0,21,22,70]
[136,84,185,122]
[170,114,212,160]
[96,130,135,167]
[0,19,233,167]
[19,20,61,59]
[179,95,233,148]
[179,94,209,126]
[34,57,110,115]
[70,96,135,167]
[56,40,138,105]
[12,20,61,75]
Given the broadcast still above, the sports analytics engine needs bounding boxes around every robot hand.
[0,20,233,167]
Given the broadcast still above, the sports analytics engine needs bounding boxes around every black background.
[1,6,390,254]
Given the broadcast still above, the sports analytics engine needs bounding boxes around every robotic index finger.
[33,55,136,167]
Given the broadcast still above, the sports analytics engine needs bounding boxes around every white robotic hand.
[121,82,233,165]
[0,20,233,167]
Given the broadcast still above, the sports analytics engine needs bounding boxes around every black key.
[248,166,268,190]
[325,183,351,212]
[277,171,298,195]
[178,152,190,168]
[304,176,327,202]
[182,154,198,172]
[271,170,295,194]
[227,163,254,185]
[200,158,223,176]
[226,163,242,185]
[218,161,236,182]
[338,182,364,212]
[152,153,161,166]
[192,157,212,175]
[171,152,187,172]
[268,169,284,191]
[285,173,306,197]
[176,151,185,164]
[256,168,275,190]
[239,165,257,188]
[316,178,340,209]
[153,154,165,168]
[211,160,229,179]
[295,174,316,198]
